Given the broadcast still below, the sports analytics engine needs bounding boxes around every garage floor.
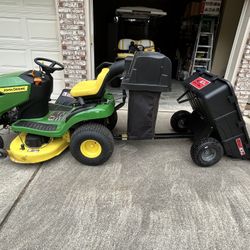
[0,111,250,250]
[110,79,191,112]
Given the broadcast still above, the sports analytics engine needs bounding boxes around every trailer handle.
[177,90,196,104]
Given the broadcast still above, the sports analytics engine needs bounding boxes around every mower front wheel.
[70,123,114,166]
[170,110,191,132]
[191,137,224,167]
[0,136,4,149]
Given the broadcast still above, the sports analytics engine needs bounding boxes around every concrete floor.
[0,111,250,250]
[109,80,191,112]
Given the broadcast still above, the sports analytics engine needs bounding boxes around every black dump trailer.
[177,71,250,166]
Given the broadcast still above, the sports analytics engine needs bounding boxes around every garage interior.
[93,0,244,83]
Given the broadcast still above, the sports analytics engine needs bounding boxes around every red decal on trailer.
[190,77,211,90]
[236,138,246,156]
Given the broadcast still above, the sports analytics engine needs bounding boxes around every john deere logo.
[0,86,28,94]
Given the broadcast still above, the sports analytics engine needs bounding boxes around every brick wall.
[56,0,87,88]
[235,34,250,117]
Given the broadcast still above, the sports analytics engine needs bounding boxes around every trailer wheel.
[0,136,4,149]
[170,110,191,132]
[70,123,114,166]
[0,149,7,159]
[107,111,118,130]
[191,137,224,167]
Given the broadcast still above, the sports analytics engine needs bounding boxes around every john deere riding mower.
[0,58,117,165]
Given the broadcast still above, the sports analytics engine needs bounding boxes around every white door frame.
[85,0,95,79]
[225,0,250,84]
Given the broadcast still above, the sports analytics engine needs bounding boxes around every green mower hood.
[0,72,31,115]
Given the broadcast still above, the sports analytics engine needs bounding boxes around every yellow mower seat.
[70,68,110,98]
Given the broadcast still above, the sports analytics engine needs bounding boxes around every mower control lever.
[34,57,64,74]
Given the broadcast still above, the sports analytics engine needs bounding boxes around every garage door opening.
[92,0,245,109]
[93,0,188,76]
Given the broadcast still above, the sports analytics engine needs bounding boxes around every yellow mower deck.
[8,133,70,164]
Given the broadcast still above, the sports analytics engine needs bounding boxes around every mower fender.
[63,102,115,133]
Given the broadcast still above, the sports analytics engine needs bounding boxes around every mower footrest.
[14,121,57,131]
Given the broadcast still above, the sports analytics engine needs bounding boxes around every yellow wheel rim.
[80,140,102,158]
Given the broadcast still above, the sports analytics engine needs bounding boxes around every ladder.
[189,17,216,75]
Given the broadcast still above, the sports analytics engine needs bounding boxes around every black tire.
[70,123,114,166]
[0,136,3,149]
[191,137,224,167]
[107,111,118,130]
[170,110,191,132]
[0,149,8,159]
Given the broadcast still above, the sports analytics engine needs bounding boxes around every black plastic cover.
[55,89,77,106]
[18,70,53,119]
[122,52,172,92]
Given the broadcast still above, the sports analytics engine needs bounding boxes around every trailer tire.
[191,137,224,167]
[170,110,190,132]
[70,123,114,166]
[107,111,118,130]
[0,136,3,149]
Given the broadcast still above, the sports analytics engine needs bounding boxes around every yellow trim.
[80,139,102,158]
[70,68,110,97]
[117,53,134,59]
[144,47,155,52]
[0,86,28,94]
[8,133,69,164]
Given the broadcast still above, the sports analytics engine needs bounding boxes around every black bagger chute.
[178,71,250,160]
[122,52,172,139]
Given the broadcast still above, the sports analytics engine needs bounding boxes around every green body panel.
[0,72,30,115]
[11,92,115,137]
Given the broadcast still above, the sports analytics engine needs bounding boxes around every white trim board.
[85,0,95,79]
[225,0,250,85]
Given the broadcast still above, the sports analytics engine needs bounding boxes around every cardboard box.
[201,0,222,16]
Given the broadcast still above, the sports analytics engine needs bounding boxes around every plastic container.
[122,52,172,139]
[122,51,172,92]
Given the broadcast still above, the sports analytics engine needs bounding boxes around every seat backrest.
[118,39,134,51]
[70,68,109,99]
[88,68,110,99]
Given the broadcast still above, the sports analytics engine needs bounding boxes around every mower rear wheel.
[70,123,114,166]
[170,110,191,132]
[0,136,3,149]
[0,149,8,159]
[107,111,118,130]
[191,137,224,167]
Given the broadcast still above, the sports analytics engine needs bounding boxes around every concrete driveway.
[0,111,250,250]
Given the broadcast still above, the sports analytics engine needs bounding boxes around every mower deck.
[8,132,70,164]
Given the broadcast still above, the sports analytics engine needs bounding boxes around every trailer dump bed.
[179,71,250,160]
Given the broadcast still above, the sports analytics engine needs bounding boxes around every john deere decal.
[0,86,28,94]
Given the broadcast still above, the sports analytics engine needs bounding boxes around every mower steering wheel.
[34,57,64,74]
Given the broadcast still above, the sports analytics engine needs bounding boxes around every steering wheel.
[34,57,64,74]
